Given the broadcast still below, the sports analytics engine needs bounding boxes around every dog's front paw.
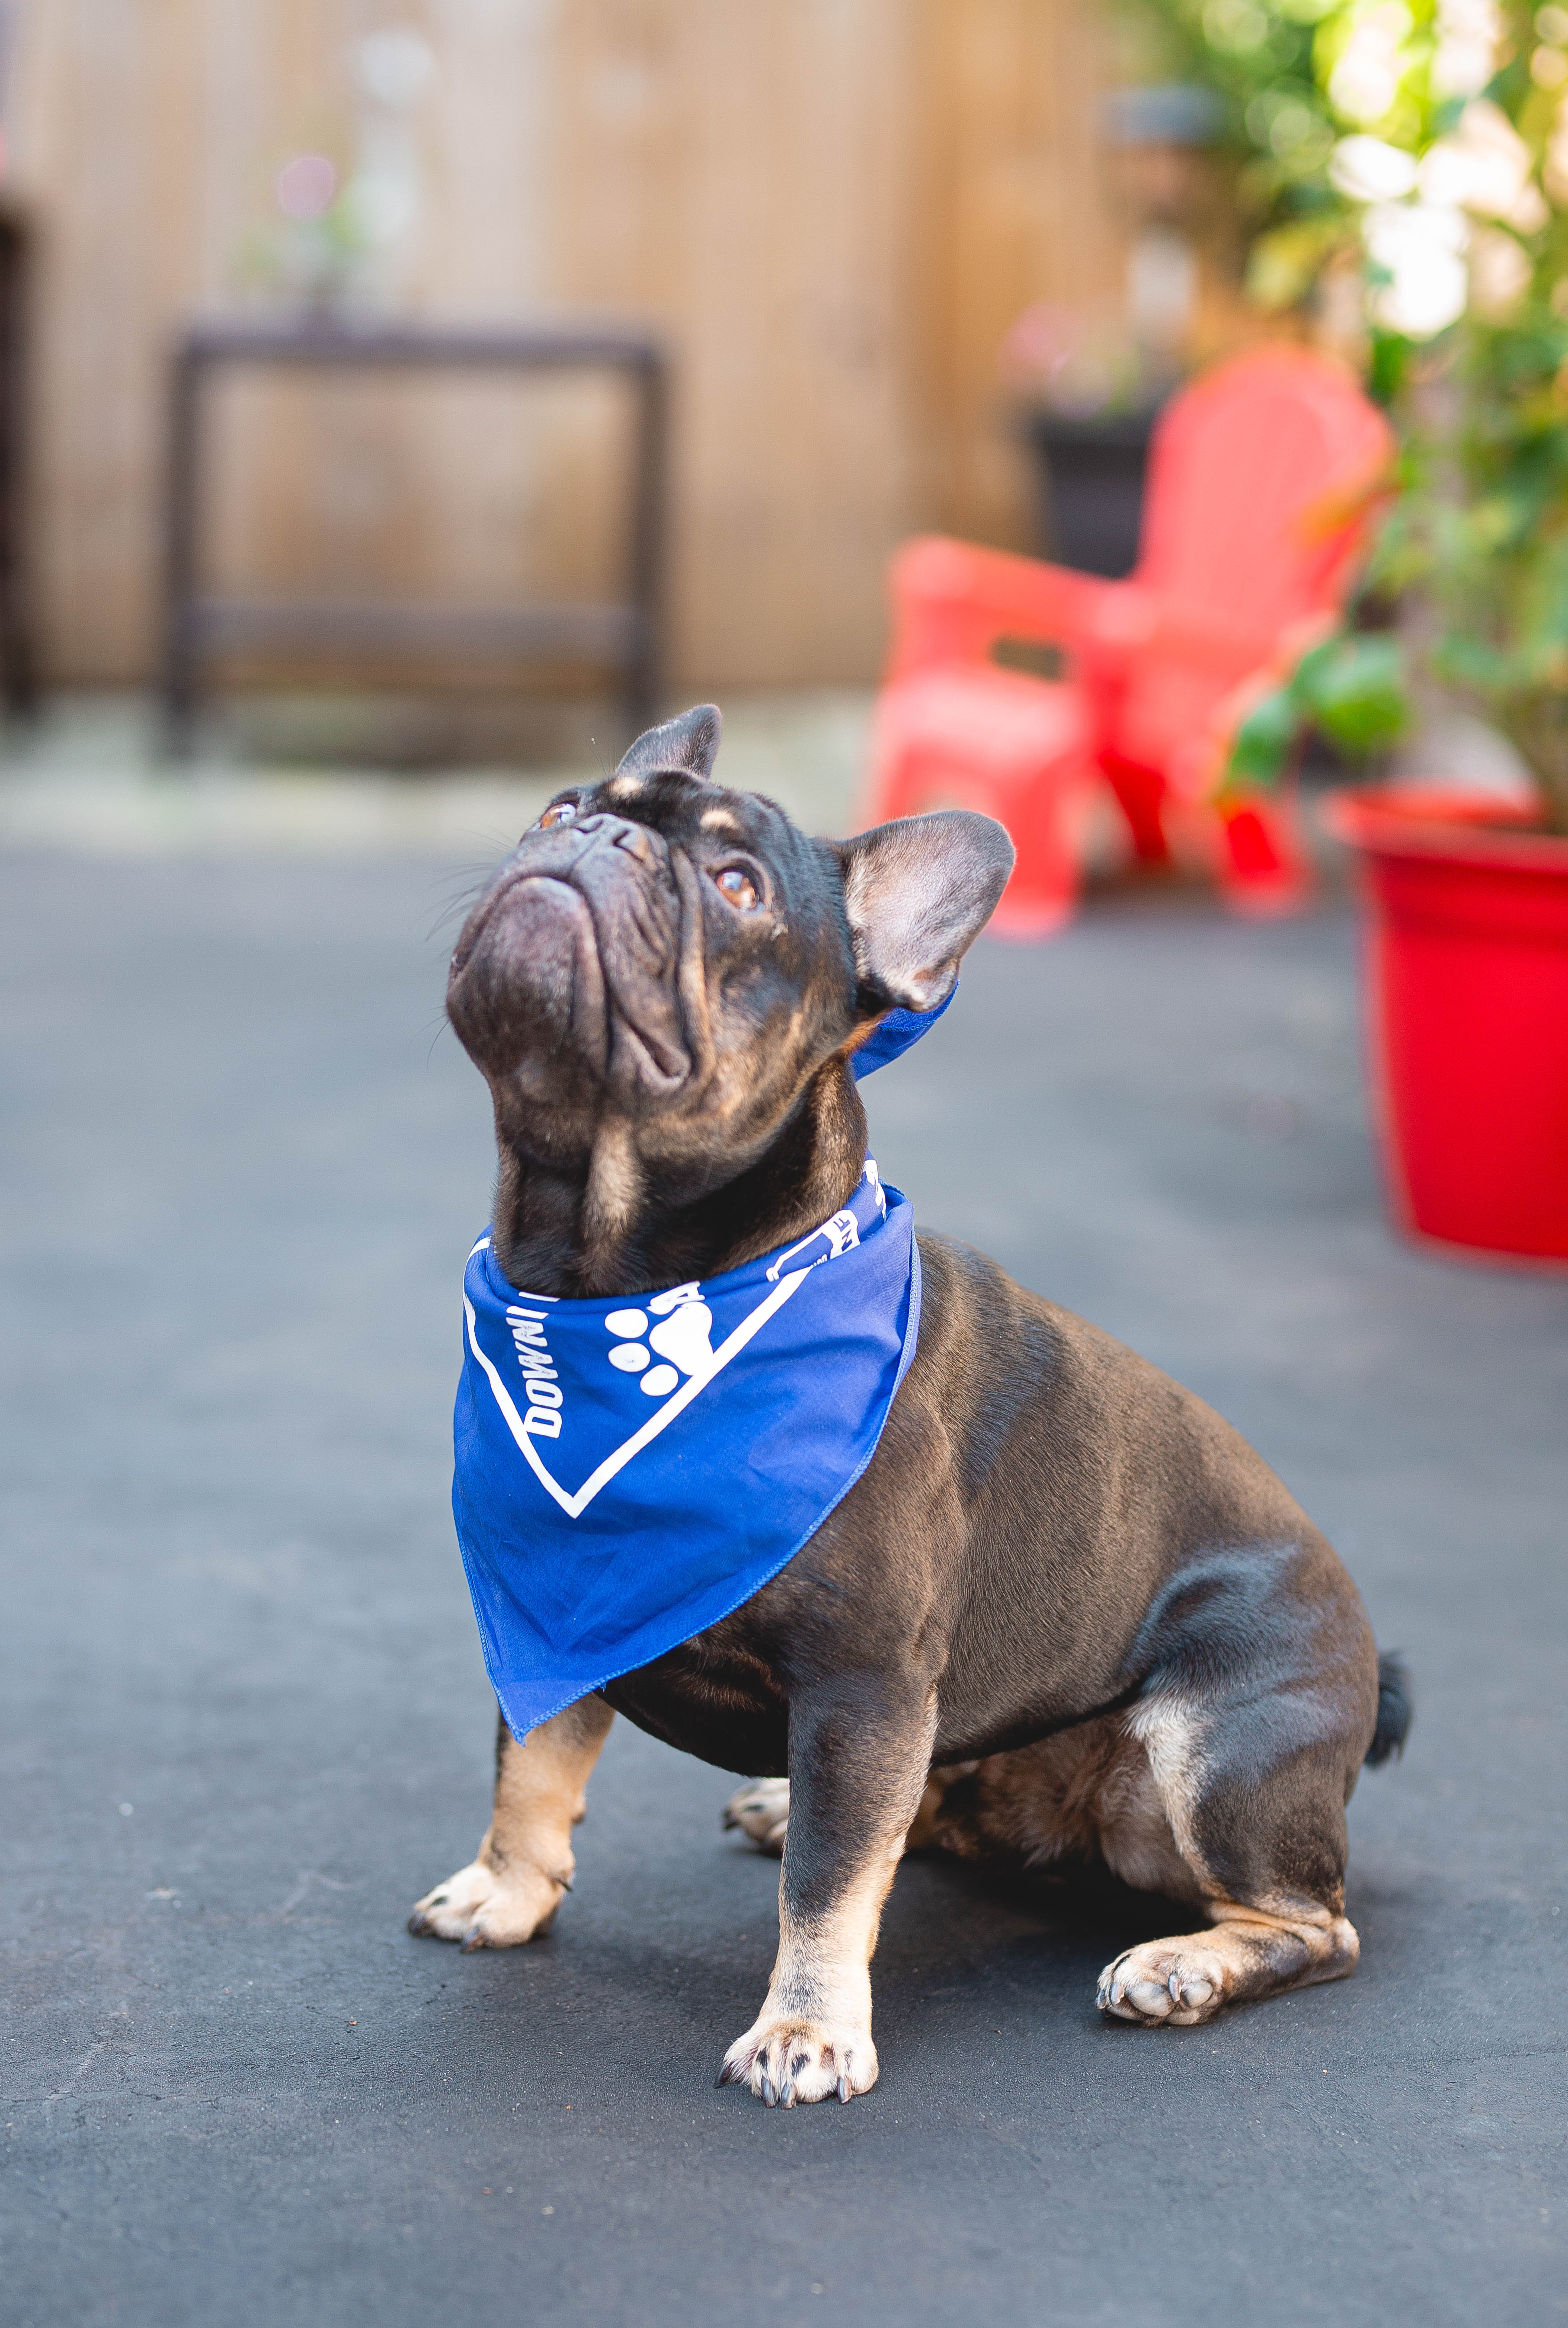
[407,1856,567,1950]
[717,2015,876,2106]
[721,1776,789,1853]
[1097,1940,1228,2026]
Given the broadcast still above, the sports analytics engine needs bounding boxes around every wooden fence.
[6,0,1122,690]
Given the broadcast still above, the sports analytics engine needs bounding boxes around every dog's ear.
[616,704,722,781]
[837,811,1015,1012]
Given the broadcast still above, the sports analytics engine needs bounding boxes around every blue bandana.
[452,996,947,1740]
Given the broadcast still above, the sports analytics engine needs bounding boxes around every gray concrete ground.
[3,816,1565,2325]
[0,690,874,855]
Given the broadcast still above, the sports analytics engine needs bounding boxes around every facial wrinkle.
[670,845,716,1094]
[572,830,689,1099]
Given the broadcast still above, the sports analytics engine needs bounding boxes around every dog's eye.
[538,798,578,830]
[714,866,759,912]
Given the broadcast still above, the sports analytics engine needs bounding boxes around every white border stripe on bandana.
[463,1244,814,1519]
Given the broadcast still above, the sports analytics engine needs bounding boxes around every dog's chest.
[601,1612,794,1776]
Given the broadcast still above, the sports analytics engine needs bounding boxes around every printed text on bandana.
[507,1305,562,1438]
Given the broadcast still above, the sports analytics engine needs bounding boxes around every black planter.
[1024,405,1162,580]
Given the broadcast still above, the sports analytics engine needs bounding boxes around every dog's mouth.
[448,832,705,1101]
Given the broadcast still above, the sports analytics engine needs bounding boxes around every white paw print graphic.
[604,1283,714,1397]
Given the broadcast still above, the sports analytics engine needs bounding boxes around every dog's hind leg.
[721,1775,790,1852]
[1074,1533,1384,2026]
[722,1759,977,1858]
[1095,1680,1368,2027]
[408,1693,614,1950]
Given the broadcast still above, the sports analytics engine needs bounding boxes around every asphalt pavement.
[3,845,1564,2327]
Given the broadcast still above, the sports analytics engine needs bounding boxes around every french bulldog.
[411,704,1408,2106]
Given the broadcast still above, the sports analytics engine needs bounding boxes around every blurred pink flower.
[999,302,1076,388]
[275,153,337,222]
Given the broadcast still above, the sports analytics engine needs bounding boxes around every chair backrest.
[879,345,1392,784]
[1102,344,1392,782]
[1133,344,1393,635]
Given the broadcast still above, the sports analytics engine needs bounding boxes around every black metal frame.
[161,318,667,754]
[0,203,35,715]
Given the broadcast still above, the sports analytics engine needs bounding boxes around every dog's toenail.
[761,2075,776,2106]
[460,1925,483,1952]
[837,2075,850,2103]
[1169,1971,1182,1999]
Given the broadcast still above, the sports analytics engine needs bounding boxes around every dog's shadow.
[416,1836,1228,2116]
[880,1844,1177,1988]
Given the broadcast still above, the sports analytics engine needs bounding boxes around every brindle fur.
[410,704,1409,2104]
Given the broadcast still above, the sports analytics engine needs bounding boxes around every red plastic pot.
[1322,785,1568,1261]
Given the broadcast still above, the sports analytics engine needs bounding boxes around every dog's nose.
[571,812,657,866]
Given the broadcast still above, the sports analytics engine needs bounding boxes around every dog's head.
[448,705,1012,1270]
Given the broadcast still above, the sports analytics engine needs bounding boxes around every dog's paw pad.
[407,1858,566,1948]
[718,2017,876,2106]
[720,1777,789,1853]
[1097,1941,1227,2026]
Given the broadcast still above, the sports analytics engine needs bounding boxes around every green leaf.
[1226,684,1300,788]
[1368,330,1409,408]
[1435,634,1515,693]
[1294,634,1409,752]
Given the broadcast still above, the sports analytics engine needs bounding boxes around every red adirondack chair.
[863,345,1394,935]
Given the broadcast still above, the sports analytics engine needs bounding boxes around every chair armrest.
[884,535,1281,687]
[1100,590,1282,679]
[885,536,1121,677]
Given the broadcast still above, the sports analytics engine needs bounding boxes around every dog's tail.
[1364,1652,1412,1768]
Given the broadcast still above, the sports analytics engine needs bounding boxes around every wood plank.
[6,0,1120,691]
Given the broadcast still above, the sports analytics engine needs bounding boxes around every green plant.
[1224,628,1409,794]
[1374,308,1568,831]
[1112,0,1360,308]
[1191,0,1568,832]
